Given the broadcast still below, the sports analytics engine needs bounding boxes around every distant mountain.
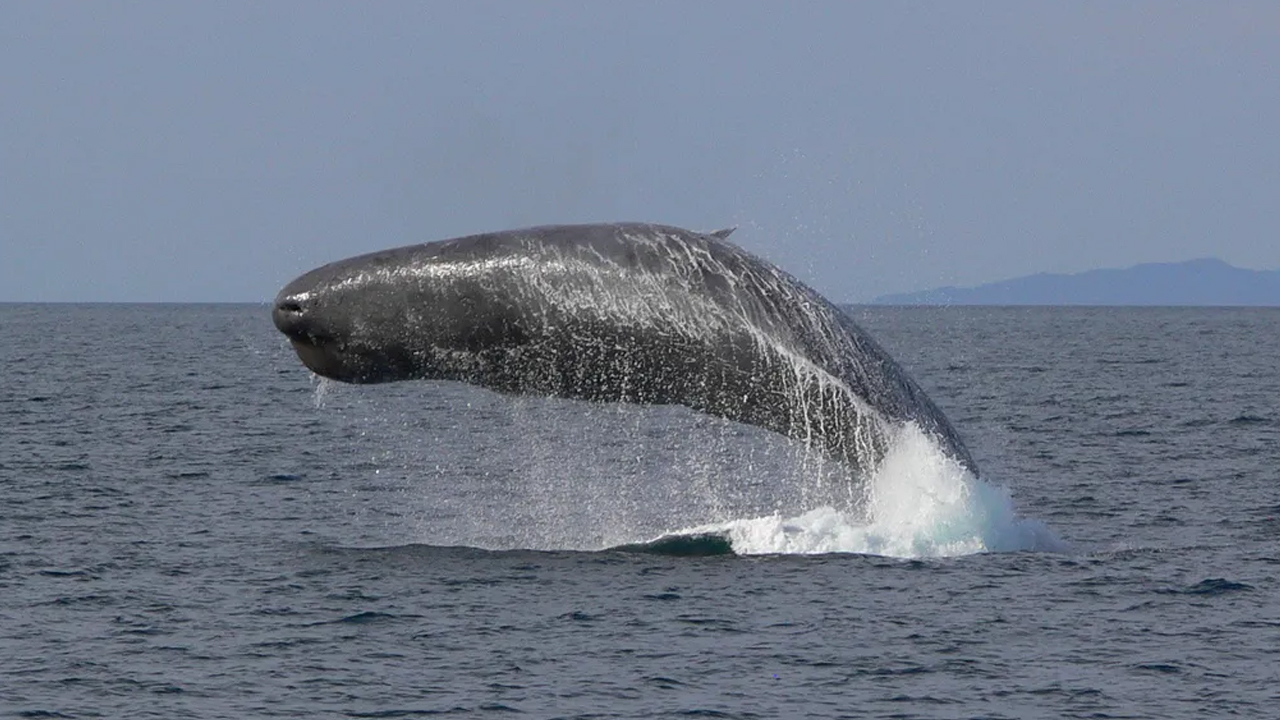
[872,258,1280,306]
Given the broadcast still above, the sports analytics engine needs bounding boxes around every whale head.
[272,236,532,384]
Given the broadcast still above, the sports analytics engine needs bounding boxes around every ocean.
[2,303,1277,718]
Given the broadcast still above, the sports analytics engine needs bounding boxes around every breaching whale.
[272,223,976,478]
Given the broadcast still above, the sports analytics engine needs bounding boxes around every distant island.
[872,258,1280,306]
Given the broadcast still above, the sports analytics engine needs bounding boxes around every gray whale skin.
[272,222,976,478]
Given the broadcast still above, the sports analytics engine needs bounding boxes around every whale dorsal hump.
[707,227,736,240]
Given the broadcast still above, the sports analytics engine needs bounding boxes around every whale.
[272,222,976,478]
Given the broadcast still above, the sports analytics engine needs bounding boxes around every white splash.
[674,423,1065,558]
[312,375,339,408]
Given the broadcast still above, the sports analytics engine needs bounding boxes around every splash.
[312,375,338,408]
[664,423,1065,558]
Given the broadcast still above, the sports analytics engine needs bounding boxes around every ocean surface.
[2,303,1277,718]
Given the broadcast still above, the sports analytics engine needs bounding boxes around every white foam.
[676,423,1066,558]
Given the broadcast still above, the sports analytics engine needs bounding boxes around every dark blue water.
[3,304,1277,718]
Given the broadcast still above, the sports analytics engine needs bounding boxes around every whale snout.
[272,290,356,380]
[272,292,317,341]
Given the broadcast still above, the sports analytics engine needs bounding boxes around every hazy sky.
[2,2,1277,302]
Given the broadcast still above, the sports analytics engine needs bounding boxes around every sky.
[2,1,1277,303]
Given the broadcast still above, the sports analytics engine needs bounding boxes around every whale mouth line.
[281,327,339,352]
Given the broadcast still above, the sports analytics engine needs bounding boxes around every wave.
[610,532,736,557]
[628,424,1066,558]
